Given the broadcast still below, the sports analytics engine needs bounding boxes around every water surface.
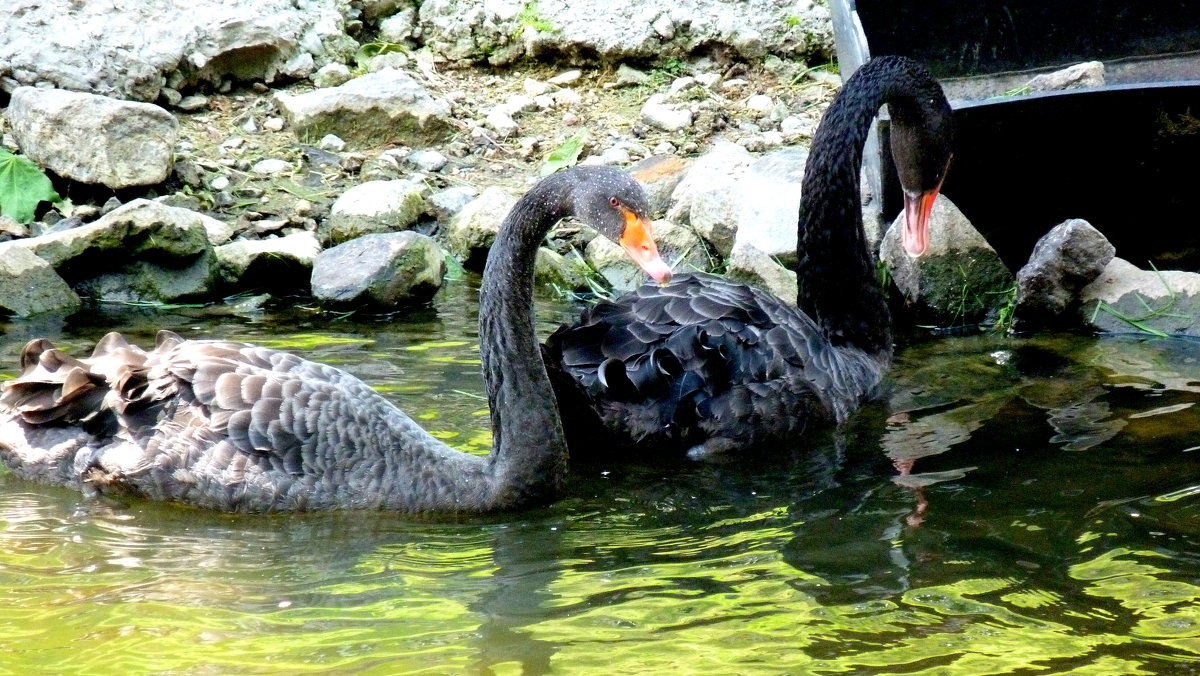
[2,281,1199,674]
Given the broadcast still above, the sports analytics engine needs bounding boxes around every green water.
[3,281,1200,674]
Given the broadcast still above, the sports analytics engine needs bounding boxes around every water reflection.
[2,285,1200,673]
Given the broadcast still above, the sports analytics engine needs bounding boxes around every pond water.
[2,280,1200,674]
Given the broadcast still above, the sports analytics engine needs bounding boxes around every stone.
[215,231,321,292]
[629,154,692,218]
[8,87,178,189]
[585,220,709,292]
[408,150,448,172]
[880,195,1015,326]
[426,186,480,224]
[322,180,426,246]
[731,147,809,265]
[312,63,353,89]
[1012,219,1116,331]
[615,64,651,87]
[274,70,453,148]
[666,141,754,257]
[311,232,446,309]
[726,242,798,303]
[548,70,583,85]
[446,186,518,270]
[641,94,694,132]
[535,247,587,291]
[485,108,519,137]
[1026,61,1106,92]
[1080,258,1200,336]
[0,245,81,316]
[73,254,217,304]
[251,158,292,175]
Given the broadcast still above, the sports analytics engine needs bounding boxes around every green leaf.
[539,134,586,176]
[0,148,60,224]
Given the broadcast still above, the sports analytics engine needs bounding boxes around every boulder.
[880,195,1014,326]
[8,87,177,189]
[535,247,588,291]
[321,180,426,246]
[73,254,217,304]
[726,242,798,304]
[1012,219,1115,331]
[629,154,691,218]
[0,245,81,316]
[666,141,754,257]
[311,232,446,309]
[274,70,454,148]
[731,146,808,267]
[1079,258,1200,336]
[446,186,518,270]
[215,231,322,293]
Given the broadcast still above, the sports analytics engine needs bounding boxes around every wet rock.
[585,220,708,291]
[446,186,517,270]
[726,242,798,304]
[73,253,217,304]
[880,195,1014,326]
[0,0,348,101]
[215,231,322,293]
[8,87,178,189]
[1012,219,1115,331]
[535,248,587,291]
[1026,61,1106,92]
[1079,258,1200,336]
[274,70,454,148]
[321,180,426,246]
[0,245,81,317]
[311,232,446,309]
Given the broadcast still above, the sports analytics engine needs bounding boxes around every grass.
[1089,263,1190,337]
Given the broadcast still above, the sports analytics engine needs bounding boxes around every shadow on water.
[3,282,1200,673]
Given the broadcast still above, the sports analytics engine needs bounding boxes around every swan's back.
[0,331,458,511]
[545,272,888,458]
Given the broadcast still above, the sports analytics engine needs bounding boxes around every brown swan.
[0,166,671,513]
[543,56,955,459]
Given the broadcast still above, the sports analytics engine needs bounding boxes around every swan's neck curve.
[794,57,935,357]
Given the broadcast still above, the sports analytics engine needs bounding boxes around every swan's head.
[890,81,955,258]
[570,166,673,284]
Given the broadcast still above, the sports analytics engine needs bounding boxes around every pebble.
[318,134,346,152]
[485,109,519,137]
[263,117,285,132]
[745,94,775,114]
[251,159,291,175]
[312,63,352,88]
[523,78,554,96]
[641,94,694,132]
[548,69,582,85]
[409,150,448,172]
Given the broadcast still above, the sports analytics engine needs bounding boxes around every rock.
[1012,219,1115,331]
[263,117,285,132]
[318,134,347,152]
[311,232,446,309]
[215,231,321,292]
[8,87,178,189]
[731,147,808,265]
[1026,61,1106,92]
[629,154,692,218]
[11,199,212,269]
[426,186,479,224]
[745,94,775,115]
[73,254,217,304]
[1079,258,1200,336]
[615,64,651,87]
[524,78,554,96]
[880,195,1015,326]
[446,186,518,269]
[322,180,426,246]
[641,94,694,132]
[485,108,520,137]
[274,70,454,148]
[379,8,418,42]
[535,247,587,291]
[177,95,210,112]
[312,62,353,89]
[666,141,754,256]
[0,0,349,101]
[415,1,832,66]
[585,220,709,291]
[251,158,292,175]
[0,245,81,316]
[548,70,583,85]
[726,241,798,303]
[408,150,448,172]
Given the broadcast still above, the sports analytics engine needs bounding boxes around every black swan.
[0,166,671,513]
[543,56,955,458]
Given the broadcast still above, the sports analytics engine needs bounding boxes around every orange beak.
[618,212,673,284]
[901,188,939,257]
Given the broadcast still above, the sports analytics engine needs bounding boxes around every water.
[2,280,1200,674]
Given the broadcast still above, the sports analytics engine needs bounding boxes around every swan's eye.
[609,196,620,207]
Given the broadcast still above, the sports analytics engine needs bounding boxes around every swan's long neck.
[475,176,572,509]
[795,57,927,356]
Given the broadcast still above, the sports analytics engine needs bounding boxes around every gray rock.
[1026,61,1106,92]
[446,186,518,269]
[731,147,808,266]
[177,95,210,112]
[1013,219,1115,331]
[485,108,520,137]
[0,245,81,316]
[880,195,1014,326]
[535,247,587,291]
[615,64,652,87]
[251,158,292,175]
[585,220,709,291]
[74,253,217,304]
[274,70,454,148]
[641,94,694,132]
[215,231,321,292]
[1080,258,1200,336]
[311,232,446,309]
[416,0,832,65]
[318,134,347,152]
[629,154,691,218]
[666,141,754,256]
[322,180,426,246]
[426,186,479,223]
[726,242,798,304]
[379,8,418,42]
[408,150,448,172]
[8,87,178,189]
[312,62,353,89]
[0,0,349,101]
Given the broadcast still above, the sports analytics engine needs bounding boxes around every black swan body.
[544,56,955,459]
[0,167,671,513]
